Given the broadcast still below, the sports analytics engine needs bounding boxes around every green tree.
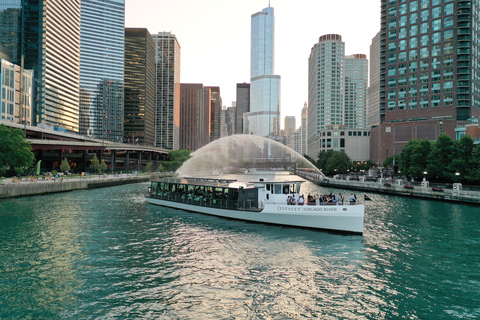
[325,151,352,176]
[101,159,107,173]
[145,161,153,172]
[168,150,192,162]
[316,150,335,172]
[60,158,71,174]
[399,139,432,179]
[382,155,400,171]
[426,133,455,181]
[0,124,35,175]
[448,135,475,182]
[91,155,101,174]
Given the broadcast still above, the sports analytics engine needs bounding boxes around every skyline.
[125,0,380,129]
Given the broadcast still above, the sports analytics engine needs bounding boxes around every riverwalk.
[298,173,480,206]
[0,173,171,199]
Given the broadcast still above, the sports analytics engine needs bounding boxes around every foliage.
[426,133,455,181]
[0,124,35,175]
[382,155,400,170]
[91,155,101,174]
[60,158,71,174]
[157,163,164,172]
[325,151,352,175]
[168,150,192,162]
[101,160,107,173]
[159,161,183,172]
[399,139,431,179]
[145,161,153,172]
[316,150,335,172]
[302,154,317,168]
[52,170,57,177]
[449,135,475,182]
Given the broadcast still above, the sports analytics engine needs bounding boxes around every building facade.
[284,115,296,147]
[243,6,281,137]
[318,125,370,162]
[0,58,33,124]
[208,86,222,142]
[307,34,346,158]
[371,0,480,164]
[153,32,180,150]
[300,102,308,156]
[124,28,155,146]
[179,83,211,151]
[345,54,368,129]
[235,82,250,134]
[368,32,381,127]
[80,0,124,142]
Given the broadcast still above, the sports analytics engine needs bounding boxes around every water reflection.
[0,180,479,318]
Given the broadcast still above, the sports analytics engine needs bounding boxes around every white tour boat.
[146,177,365,234]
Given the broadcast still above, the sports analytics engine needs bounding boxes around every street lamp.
[423,171,428,181]
[455,172,460,183]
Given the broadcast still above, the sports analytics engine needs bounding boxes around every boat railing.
[149,192,261,211]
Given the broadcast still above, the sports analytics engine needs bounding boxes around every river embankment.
[299,174,480,206]
[0,173,170,199]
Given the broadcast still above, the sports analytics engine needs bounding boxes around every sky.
[125,0,380,130]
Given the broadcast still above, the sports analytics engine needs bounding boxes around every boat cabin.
[148,178,303,210]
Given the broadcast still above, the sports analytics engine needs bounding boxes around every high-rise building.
[345,54,368,129]
[371,0,480,164]
[368,32,381,127]
[226,105,236,136]
[179,83,211,151]
[243,6,281,137]
[208,86,222,142]
[124,28,155,146]
[153,32,180,150]
[284,115,296,147]
[307,34,345,158]
[0,58,33,125]
[235,82,250,134]
[301,103,308,155]
[80,0,124,142]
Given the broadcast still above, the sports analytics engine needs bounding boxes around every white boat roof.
[157,177,305,189]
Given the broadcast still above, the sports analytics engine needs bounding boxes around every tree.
[168,150,192,163]
[101,159,107,173]
[60,158,71,174]
[448,135,475,182]
[426,134,455,181]
[316,150,335,172]
[399,139,432,179]
[325,151,352,176]
[145,161,153,172]
[0,124,35,175]
[91,155,101,174]
[383,155,400,171]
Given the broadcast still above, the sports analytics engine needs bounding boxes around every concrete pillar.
[82,150,87,173]
[111,150,116,173]
[125,151,130,171]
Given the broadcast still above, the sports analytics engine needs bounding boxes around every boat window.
[164,183,170,192]
[152,182,158,190]
[214,187,223,199]
[230,188,239,201]
[178,184,185,194]
[274,184,282,194]
[266,184,271,191]
[283,184,290,194]
[224,188,229,199]
[290,184,296,193]
[171,184,177,193]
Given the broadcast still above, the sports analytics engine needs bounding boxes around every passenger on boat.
[290,195,296,205]
[298,195,304,205]
[331,194,337,204]
[338,194,344,205]
[349,194,356,205]
[315,193,320,206]
[287,196,291,205]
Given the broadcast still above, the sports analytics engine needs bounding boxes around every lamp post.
[455,172,460,183]
[423,170,428,181]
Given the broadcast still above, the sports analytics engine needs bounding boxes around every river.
[1,173,479,319]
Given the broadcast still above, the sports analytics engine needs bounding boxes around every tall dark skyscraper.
[124,28,155,146]
[235,82,250,134]
[80,0,124,142]
[371,0,480,163]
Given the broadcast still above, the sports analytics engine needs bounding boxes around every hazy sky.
[125,0,380,129]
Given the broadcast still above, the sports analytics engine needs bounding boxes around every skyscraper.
[371,0,480,164]
[307,34,345,157]
[345,54,368,129]
[208,86,222,142]
[235,82,250,134]
[124,28,155,146]
[153,32,180,150]
[243,6,281,137]
[284,115,296,147]
[179,83,211,151]
[368,32,381,128]
[80,0,124,142]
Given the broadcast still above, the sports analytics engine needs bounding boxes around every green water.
[1,180,479,319]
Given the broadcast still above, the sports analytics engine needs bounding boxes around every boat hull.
[146,198,364,234]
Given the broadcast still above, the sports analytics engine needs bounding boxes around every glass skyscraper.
[80,0,124,142]
[345,54,368,129]
[244,6,281,137]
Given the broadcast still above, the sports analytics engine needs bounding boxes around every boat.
[146,177,365,234]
